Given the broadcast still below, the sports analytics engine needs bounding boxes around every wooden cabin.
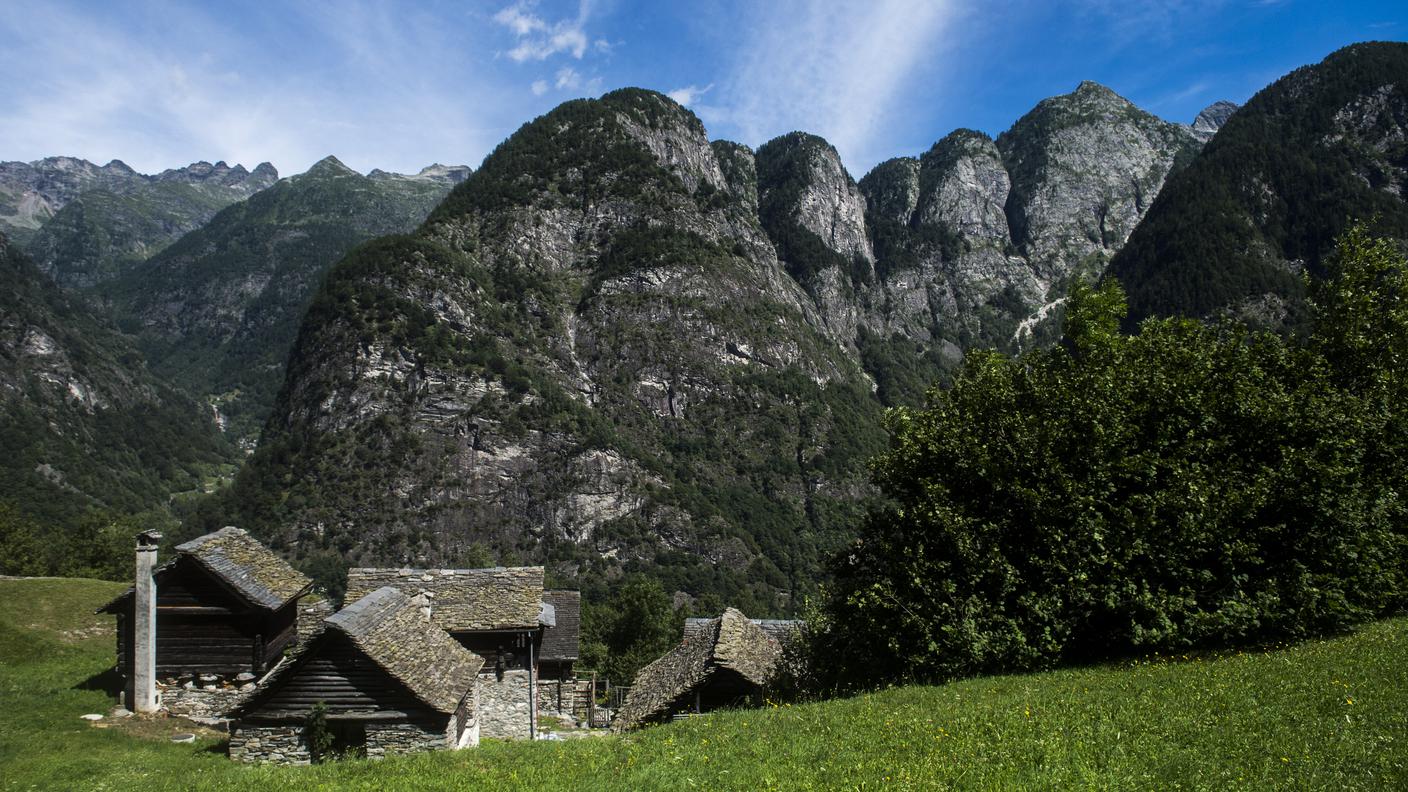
[229,586,484,763]
[613,608,785,731]
[97,527,311,683]
[345,566,576,740]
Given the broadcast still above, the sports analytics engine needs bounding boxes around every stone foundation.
[157,674,254,720]
[229,719,457,764]
[479,669,532,740]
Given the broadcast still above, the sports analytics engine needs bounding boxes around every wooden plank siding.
[113,558,302,678]
[243,633,442,723]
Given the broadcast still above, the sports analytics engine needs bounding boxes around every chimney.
[132,529,162,713]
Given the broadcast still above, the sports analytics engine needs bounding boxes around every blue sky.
[1,1,1403,180]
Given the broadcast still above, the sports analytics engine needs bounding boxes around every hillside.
[0,232,236,531]
[1106,41,1408,326]
[102,157,468,441]
[1,577,1404,790]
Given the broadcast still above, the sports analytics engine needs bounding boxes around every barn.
[228,586,484,763]
[97,526,311,698]
[613,608,786,731]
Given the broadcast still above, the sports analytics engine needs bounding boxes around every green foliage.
[823,229,1408,686]
[580,575,684,685]
[303,702,335,764]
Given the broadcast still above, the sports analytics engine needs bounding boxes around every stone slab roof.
[97,526,310,613]
[540,590,580,661]
[345,566,544,632]
[235,586,484,718]
[614,608,783,731]
[325,586,484,713]
[684,617,802,644]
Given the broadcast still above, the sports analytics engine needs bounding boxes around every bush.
[818,228,1408,687]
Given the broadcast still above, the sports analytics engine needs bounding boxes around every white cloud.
[556,66,582,90]
[495,1,592,62]
[714,0,957,174]
[531,79,550,95]
[666,83,713,107]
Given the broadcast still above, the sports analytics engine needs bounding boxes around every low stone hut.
[345,566,574,740]
[613,608,784,731]
[228,586,484,763]
[97,527,311,697]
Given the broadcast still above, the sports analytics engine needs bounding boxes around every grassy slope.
[1,578,1404,791]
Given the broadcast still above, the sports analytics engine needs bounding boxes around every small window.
[328,721,366,759]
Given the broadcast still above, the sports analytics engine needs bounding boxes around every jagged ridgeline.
[0,233,235,528]
[1107,42,1408,326]
[209,90,885,612]
[100,157,467,441]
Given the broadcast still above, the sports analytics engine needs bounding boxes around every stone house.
[345,566,580,739]
[97,526,312,707]
[228,586,484,763]
[613,608,787,731]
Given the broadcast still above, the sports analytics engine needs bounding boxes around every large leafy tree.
[821,229,1407,686]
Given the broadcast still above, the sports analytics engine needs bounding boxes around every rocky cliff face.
[0,231,233,526]
[198,81,1220,607]
[103,155,465,443]
[1107,42,1408,325]
[745,82,1202,406]
[212,90,882,613]
[18,159,278,288]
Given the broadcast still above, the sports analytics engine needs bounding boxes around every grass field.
[1,577,1404,790]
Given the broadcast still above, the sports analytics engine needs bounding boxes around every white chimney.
[132,529,161,714]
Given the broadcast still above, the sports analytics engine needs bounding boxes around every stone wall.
[228,719,455,764]
[364,721,452,759]
[479,669,532,739]
[159,674,254,720]
[228,724,310,765]
[537,679,594,723]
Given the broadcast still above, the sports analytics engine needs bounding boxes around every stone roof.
[324,587,484,713]
[97,526,310,613]
[540,590,581,661]
[235,587,484,717]
[345,566,545,632]
[613,608,783,731]
[684,617,802,645]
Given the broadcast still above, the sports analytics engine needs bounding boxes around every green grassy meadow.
[1,577,1404,790]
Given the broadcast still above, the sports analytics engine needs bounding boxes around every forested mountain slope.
[1106,42,1408,326]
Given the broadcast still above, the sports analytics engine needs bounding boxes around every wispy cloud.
[0,1,515,175]
[667,83,713,106]
[494,1,593,62]
[709,0,956,174]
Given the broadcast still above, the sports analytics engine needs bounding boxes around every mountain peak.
[1191,100,1239,140]
[305,155,358,177]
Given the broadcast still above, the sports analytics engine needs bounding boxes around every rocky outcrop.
[1191,100,1239,141]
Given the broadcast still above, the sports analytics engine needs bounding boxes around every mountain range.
[4,41,1405,611]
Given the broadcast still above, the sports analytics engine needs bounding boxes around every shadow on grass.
[75,666,122,696]
[202,739,231,755]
